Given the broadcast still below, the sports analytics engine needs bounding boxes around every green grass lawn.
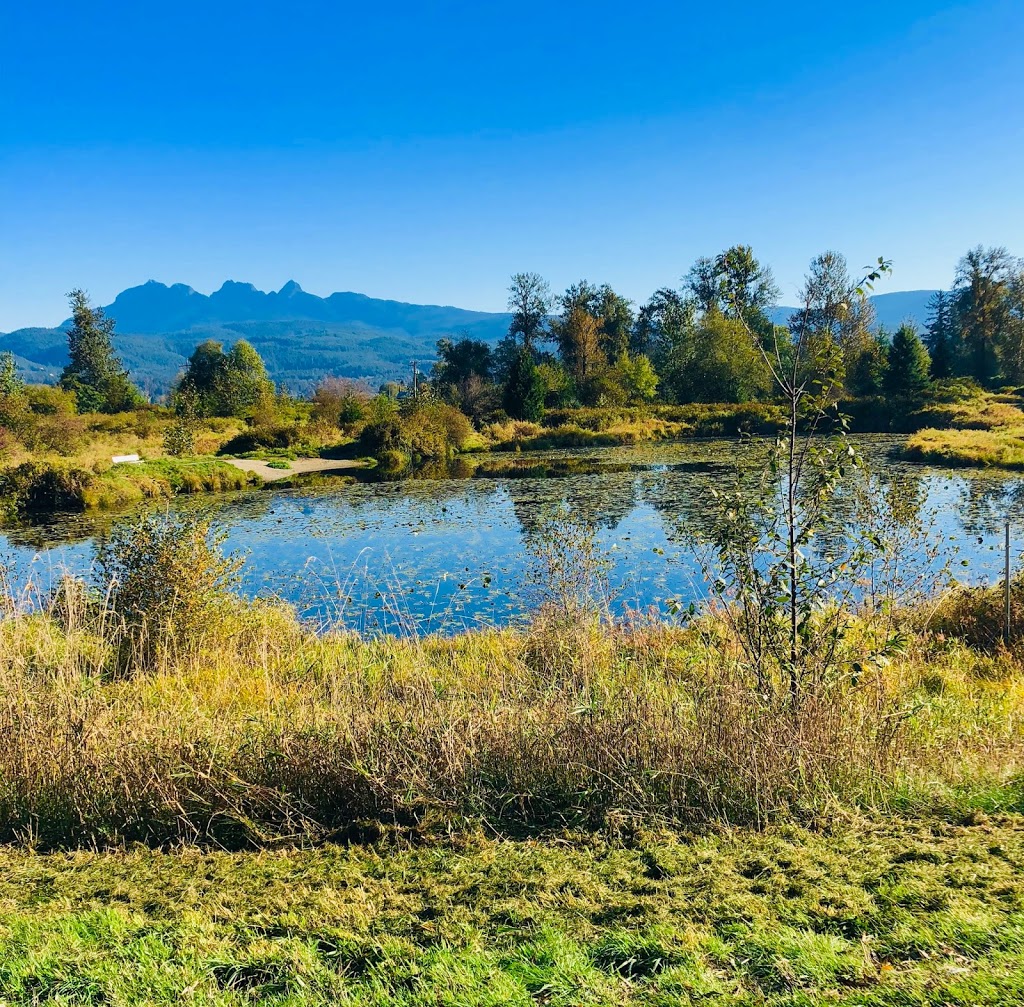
[2,818,1024,1006]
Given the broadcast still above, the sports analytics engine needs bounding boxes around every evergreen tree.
[59,290,142,412]
[885,323,931,398]
[502,346,545,421]
[0,350,23,398]
[924,290,954,379]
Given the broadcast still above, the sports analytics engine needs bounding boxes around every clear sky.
[2,0,1023,330]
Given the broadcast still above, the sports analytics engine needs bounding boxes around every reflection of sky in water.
[5,435,1024,634]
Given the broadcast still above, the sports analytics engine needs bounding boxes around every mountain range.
[0,281,940,395]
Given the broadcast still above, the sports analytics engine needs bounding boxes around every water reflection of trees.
[958,475,1024,537]
[9,438,1024,626]
[641,440,938,596]
[507,471,642,543]
[1,488,279,552]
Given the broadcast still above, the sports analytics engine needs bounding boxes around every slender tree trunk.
[788,390,799,704]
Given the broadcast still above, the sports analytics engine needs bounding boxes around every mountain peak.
[278,280,303,296]
[215,280,259,294]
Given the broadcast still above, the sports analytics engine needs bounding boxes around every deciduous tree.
[507,272,551,351]
[953,245,1016,384]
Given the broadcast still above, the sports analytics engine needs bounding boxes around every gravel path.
[224,457,365,482]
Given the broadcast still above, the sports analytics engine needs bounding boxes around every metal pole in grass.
[1005,519,1012,645]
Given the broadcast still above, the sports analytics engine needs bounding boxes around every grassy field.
[4,574,1024,846]
[3,818,1024,1005]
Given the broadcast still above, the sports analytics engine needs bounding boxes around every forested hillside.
[1,279,935,395]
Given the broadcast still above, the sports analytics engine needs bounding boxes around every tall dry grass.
[2,574,1023,849]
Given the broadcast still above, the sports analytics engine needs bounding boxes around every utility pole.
[411,360,418,400]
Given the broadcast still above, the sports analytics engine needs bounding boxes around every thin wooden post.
[1005,519,1012,645]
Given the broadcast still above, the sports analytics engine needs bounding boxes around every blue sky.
[2,0,1023,330]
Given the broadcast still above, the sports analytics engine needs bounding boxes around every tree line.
[4,244,1022,430]
[432,245,1024,422]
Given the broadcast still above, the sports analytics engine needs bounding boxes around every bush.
[401,402,473,457]
[20,412,88,455]
[359,417,404,456]
[97,513,242,674]
[219,423,302,455]
[360,402,473,461]
[0,461,92,519]
[25,385,78,417]
[311,377,371,429]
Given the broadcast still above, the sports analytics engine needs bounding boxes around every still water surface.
[4,436,1024,634]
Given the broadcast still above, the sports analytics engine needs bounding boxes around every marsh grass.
[902,389,1024,469]
[2,568,1024,849]
[904,426,1024,469]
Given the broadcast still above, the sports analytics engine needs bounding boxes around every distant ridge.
[1,281,939,395]
[96,279,509,336]
[0,280,513,394]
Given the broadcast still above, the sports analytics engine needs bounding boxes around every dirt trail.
[225,457,365,482]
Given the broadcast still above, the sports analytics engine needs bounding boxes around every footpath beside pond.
[225,456,366,482]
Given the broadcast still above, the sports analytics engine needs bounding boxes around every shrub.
[311,377,371,429]
[0,461,92,519]
[360,402,473,461]
[359,417,404,456]
[25,385,78,417]
[401,402,473,457]
[219,423,302,455]
[20,412,88,455]
[97,513,243,674]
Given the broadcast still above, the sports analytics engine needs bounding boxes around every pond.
[4,435,1024,634]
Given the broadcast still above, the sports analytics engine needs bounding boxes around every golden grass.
[1,410,246,470]
[902,390,1024,469]
[2,588,1024,848]
[904,426,1024,469]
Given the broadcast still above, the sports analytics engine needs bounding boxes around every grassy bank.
[900,389,1024,469]
[4,578,1024,848]
[483,403,785,451]
[5,531,1024,1003]
[3,818,1024,1005]
[904,426,1024,469]
[0,456,260,519]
